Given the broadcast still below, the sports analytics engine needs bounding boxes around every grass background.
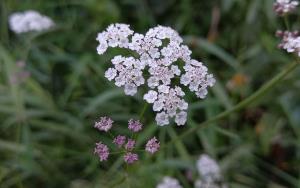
[1,0,300,187]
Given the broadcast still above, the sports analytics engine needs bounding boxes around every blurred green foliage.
[0,0,300,187]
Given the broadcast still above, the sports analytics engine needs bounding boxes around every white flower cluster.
[273,0,299,15]
[195,179,228,188]
[105,55,145,96]
[197,154,221,181]
[156,176,182,188]
[9,10,54,34]
[195,154,227,188]
[276,30,300,56]
[146,87,188,126]
[96,23,215,126]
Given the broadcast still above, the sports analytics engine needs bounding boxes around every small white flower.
[153,100,164,111]
[147,77,159,88]
[143,90,158,103]
[155,112,169,126]
[124,84,137,96]
[175,111,187,126]
[178,100,188,110]
[171,65,181,76]
[105,68,117,81]
[158,85,170,94]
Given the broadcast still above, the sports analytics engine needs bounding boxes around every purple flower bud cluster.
[94,142,109,161]
[94,116,113,132]
[93,116,160,164]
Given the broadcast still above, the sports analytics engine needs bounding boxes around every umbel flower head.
[276,30,300,56]
[94,116,113,132]
[145,137,160,154]
[94,142,109,161]
[9,10,54,34]
[195,154,227,188]
[196,154,221,182]
[96,23,215,126]
[273,0,299,16]
[124,152,139,164]
[93,116,160,164]
[156,176,182,188]
[128,119,143,132]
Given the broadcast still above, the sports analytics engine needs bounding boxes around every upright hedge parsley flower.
[125,139,136,151]
[128,119,143,132]
[195,154,227,188]
[196,154,221,182]
[156,176,182,188]
[94,142,109,161]
[273,0,299,16]
[94,116,113,132]
[124,152,139,164]
[145,137,160,154]
[96,23,215,126]
[9,10,54,34]
[276,30,300,56]
[93,116,160,165]
[113,135,126,148]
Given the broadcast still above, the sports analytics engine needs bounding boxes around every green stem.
[139,103,148,120]
[163,61,299,148]
[284,15,290,30]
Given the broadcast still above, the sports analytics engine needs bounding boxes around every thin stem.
[139,103,148,120]
[163,61,299,148]
[125,164,130,188]
[284,15,290,30]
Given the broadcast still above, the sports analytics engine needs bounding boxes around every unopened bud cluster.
[94,116,160,164]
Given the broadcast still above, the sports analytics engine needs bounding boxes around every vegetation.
[0,0,300,187]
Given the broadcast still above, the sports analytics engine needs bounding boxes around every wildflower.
[104,55,145,96]
[125,139,136,150]
[124,152,138,164]
[128,119,143,132]
[143,90,158,103]
[96,24,215,126]
[156,176,182,188]
[273,0,299,16]
[152,87,188,126]
[145,137,160,154]
[113,135,126,148]
[196,154,221,182]
[93,116,160,165]
[180,60,216,99]
[94,142,109,161]
[195,179,227,188]
[9,10,54,34]
[94,116,113,132]
[276,30,300,56]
